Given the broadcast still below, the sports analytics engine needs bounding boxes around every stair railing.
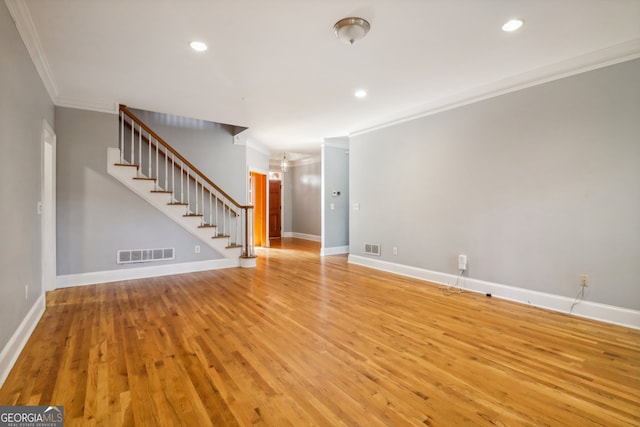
[118,104,255,259]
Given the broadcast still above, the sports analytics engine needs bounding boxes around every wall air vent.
[364,243,381,256]
[117,248,175,264]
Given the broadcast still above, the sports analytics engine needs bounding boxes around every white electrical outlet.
[392,247,398,255]
[195,245,201,254]
[580,274,588,287]
[458,254,468,271]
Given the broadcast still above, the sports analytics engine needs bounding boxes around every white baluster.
[209,192,212,226]
[186,171,190,210]
[164,148,168,190]
[223,202,227,236]
[215,194,219,229]
[137,127,142,176]
[201,182,204,221]
[155,141,159,189]
[236,209,240,246]
[120,112,124,163]
[130,121,134,164]
[180,164,184,203]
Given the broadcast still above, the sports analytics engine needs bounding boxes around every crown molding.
[322,137,349,149]
[56,96,119,114]
[269,154,320,170]
[352,38,640,137]
[8,0,639,146]
[6,0,119,116]
[293,154,321,167]
[5,0,58,101]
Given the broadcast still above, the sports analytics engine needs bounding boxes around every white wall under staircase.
[107,147,250,267]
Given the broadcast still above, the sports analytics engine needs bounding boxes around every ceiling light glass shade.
[281,153,288,173]
[334,17,371,45]
[189,41,208,51]
[355,89,367,98]
[502,19,524,32]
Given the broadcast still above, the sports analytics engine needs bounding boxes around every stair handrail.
[120,105,251,212]
[119,104,255,259]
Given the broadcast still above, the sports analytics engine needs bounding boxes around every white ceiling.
[8,0,640,156]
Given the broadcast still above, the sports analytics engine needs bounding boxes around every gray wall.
[322,143,349,249]
[56,107,222,276]
[350,59,640,310]
[291,161,321,236]
[130,109,246,203]
[247,145,269,178]
[0,3,54,350]
[282,169,293,234]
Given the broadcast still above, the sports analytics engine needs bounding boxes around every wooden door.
[251,172,267,247]
[269,180,281,239]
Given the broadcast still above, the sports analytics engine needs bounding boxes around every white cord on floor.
[440,269,465,296]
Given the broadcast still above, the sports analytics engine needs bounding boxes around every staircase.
[108,105,256,268]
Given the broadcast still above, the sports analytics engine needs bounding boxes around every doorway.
[269,180,282,239]
[42,121,56,292]
[250,171,267,247]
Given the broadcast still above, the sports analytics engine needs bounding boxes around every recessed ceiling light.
[355,89,367,98]
[189,41,208,52]
[502,19,524,32]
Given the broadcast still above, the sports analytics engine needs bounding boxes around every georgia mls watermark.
[0,406,63,427]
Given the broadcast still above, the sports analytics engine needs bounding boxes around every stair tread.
[183,213,203,217]
[114,163,139,168]
[226,244,242,249]
[168,202,188,206]
[198,224,217,228]
[212,235,230,239]
[151,190,172,193]
[134,177,156,181]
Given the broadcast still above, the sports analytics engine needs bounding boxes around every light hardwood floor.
[1,238,638,426]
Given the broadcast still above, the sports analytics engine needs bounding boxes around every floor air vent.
[364,243,381,256]
[117,248,175,264]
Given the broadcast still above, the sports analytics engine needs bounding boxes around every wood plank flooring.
[1,238,638,426]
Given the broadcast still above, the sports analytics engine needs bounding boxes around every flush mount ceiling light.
[354,89,367,98]
[502,19,524,32]
[333,17,371,45]
[189,41,208,52]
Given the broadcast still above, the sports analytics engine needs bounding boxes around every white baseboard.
[348,255,640,330]
[288,232,321,242]
[321,245,349,256]
[0,295,46,388]
[56,258,239,288]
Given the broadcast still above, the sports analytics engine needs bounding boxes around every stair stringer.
[107,147,242,265]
